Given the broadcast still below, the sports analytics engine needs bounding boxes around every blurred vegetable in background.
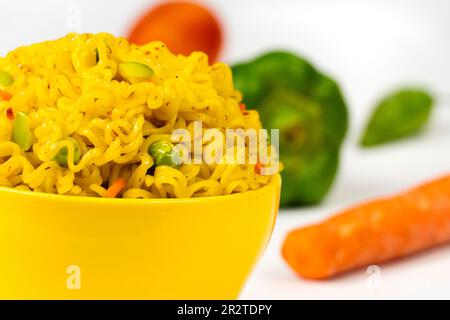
[282,174,450,280]
[232,51,348,206]
[128,1,223,62]
[361,89,434,147]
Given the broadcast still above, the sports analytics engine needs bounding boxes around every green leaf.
[361,89,434,147]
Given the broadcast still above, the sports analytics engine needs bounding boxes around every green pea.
[0,70,14,87]
[11,112,33,151]
[148,140,181,168]
[118,62,154,83]
[54,138,81,166]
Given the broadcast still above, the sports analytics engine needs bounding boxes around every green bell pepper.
[232,51,348,206]
[54,137,82,166]
[0,70,14,87]
[11,112,33,151]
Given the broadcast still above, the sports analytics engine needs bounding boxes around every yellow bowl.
[0,174,280,299]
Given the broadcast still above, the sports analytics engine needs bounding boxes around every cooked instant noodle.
[0,33,277,198]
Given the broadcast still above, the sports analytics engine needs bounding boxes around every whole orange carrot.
[282,175,450,280]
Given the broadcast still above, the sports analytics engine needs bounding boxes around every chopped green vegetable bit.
[148,140,181,168]
[119,62,154,82]
[54,138,81,166]
[0,70,14,87]
[11,112,33,151]
[361,89,434,147]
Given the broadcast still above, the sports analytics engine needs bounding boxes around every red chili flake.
[255,162,263,175]
[239,103,246,113]
[6,108,14,120]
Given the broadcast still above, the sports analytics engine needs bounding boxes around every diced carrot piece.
[104,178,127,198]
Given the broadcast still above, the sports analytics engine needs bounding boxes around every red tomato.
[127,1,223,62]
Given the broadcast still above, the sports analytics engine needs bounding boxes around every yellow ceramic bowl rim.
[0,174,281,206]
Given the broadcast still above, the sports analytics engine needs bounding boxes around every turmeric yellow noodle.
[0,33,275,198]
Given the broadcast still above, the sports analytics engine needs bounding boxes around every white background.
[1,0,450,299]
